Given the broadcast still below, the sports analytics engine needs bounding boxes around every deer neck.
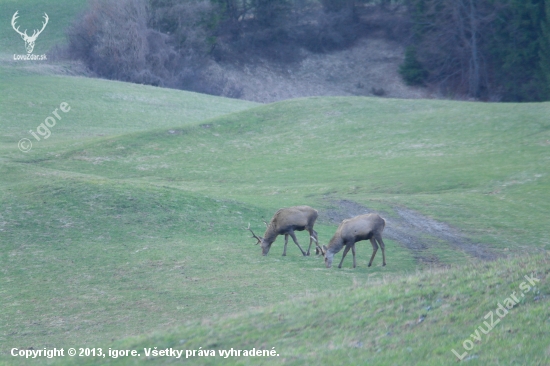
[262,226,278,244]
[327,236,344,254]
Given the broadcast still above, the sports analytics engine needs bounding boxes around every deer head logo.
[11,11,49,54]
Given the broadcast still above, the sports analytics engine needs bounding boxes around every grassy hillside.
[1,66,549,365]
[60,253,550,366]
[0,65,257,156]
[24,96,550,257]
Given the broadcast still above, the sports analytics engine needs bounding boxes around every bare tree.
[66,0,151,81]
[412,0,499,98]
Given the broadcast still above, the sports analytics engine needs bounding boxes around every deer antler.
[317,245,327,256]
[11,12,48,41]
[11,11,27,38]
[312,236,325,256]
[246,223,262,245]
[29,13,48,40]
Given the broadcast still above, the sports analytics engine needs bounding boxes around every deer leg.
[351,243,356,268]
[376,235,386,266]
[282,234,289,256]
[368,238,379,267]
[289,231,306,256]
[306,229,312,256]
[306,229,318,256]
[338,245,351,268]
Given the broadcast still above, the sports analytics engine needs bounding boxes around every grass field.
[62,254,550,366]
[1,65,549,365]
[1,2,550,364]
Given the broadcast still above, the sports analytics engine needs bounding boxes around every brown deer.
[247,206,319,256]
[320,213,386,268]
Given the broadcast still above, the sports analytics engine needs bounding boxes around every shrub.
[399,46,428,86]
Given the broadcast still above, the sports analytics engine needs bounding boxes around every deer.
[11,11,49,54]
[247,206,319,256]
[319,213,386,269]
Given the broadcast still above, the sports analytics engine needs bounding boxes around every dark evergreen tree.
[399,46,428,85]
[404,0,550,101]
[538,0,550,99]
[321,0,355,13]
[489,0,547,101]
[253,0,291,27]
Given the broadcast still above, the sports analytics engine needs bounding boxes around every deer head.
[247,223,273,255]
[12,11,49,54]
[315,243,333,266]
[246,223,263,245]
[324,245,336,268]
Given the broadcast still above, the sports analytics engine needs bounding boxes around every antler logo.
[11,11,49,54]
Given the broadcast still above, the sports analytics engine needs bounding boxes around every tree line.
[401,0,550,101]
[62,0,550,101]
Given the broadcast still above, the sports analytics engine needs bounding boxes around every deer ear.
[321,245,328,255]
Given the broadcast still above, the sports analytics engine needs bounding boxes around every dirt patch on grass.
[320,199,498,263]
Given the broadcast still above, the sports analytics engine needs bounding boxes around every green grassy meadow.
[1,2,550,364]
[1,68,549,365]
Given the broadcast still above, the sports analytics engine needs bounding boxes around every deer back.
[344,214,384,240]
[328,213,385,251]
[263,206,317,241]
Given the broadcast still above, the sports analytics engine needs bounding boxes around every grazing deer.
[11,11,49,54]
[320,213,386,268]
[247,206,319,256]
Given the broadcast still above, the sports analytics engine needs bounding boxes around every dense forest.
[62,0,550,101]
